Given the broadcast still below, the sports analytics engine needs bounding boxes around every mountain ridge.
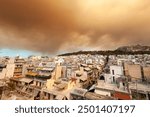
[59,45,150,56]
[116,44,150,52]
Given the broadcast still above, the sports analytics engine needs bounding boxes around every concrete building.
[0,58,15,79]
[0,84,4,99]
[37,68,53,79]
[129,82,150,100]
[86,58,92,64]
[66,68,72,78]
[13,58,26,78]
[70,88,112,100]
[102,73,112,84]
[95,81,131,100]
[143,66,150,80]
[0,64,7,79]
[127,64,142,80]
[61,66,67,78]
[110,65,124,83]
[5,63,15,78]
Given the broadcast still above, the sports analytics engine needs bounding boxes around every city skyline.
[0,43,150,57]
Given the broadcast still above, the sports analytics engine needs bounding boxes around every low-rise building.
[127,64,142,81]
[13,58,26,78]
[143,66,150,80]
[110,65,124,83]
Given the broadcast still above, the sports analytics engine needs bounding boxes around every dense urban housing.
[0,45,150,100]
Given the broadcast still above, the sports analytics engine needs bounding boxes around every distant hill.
[116,45,150,52]
[59,45,150,56]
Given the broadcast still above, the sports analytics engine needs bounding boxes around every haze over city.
[0,0,150,55]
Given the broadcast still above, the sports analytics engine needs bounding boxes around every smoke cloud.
[0,0,150,54]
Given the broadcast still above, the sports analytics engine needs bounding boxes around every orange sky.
[0,0,150,54]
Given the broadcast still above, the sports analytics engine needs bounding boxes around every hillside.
[59,45,150,56]
[116,45,150,52]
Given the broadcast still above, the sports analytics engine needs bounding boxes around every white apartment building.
[110,65,124,83]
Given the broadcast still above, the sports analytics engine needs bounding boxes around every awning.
[55,83,67,89]
[80,77,87,81]
[81,64,88,67]
[26,72,37,77]
[42,68,54,71]
[71,88,87,97]
[10,78,20,82]
[75,71,82,76]
[55,95,65,100]
[19,78,33,83]
[84,67,91,71]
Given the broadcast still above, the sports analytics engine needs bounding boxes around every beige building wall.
[6,64,15,78]
[46,65,62,90]
[124,63,129,76]
[61,66,67,78]
[0,69,6,79]
[46,78,55,90]
[55,65,62,80]
[22,65,27,77]
[128,64,142,79]
[143,67,150,79]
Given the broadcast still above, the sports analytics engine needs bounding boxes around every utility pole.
[135,79,138,99]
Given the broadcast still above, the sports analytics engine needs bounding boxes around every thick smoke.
[0,0,150,54]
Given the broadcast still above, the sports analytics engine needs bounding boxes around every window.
[113,76,115,82]
[36,81,38,86]
[112,70,115,75]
